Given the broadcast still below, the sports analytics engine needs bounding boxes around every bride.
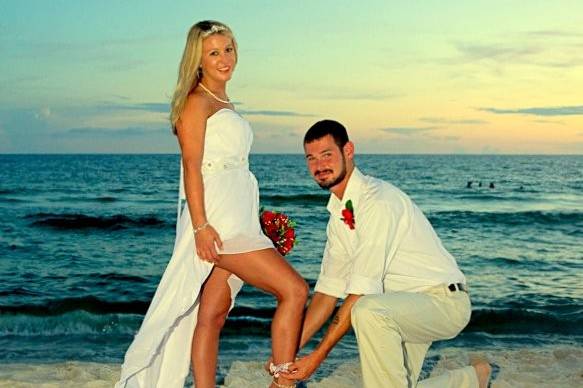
[116,20,307,388]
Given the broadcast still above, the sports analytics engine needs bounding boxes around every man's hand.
[280,351,326,381]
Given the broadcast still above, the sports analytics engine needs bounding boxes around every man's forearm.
[280,294,363,381]
[312,294,362,358]
[299,292,338,349]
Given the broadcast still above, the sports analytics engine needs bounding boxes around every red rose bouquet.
[260,209,297,256]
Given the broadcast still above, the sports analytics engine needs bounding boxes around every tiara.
[201,24,227,37]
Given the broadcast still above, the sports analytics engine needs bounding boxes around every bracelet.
[272,379,296,388]
[193,222,209,234]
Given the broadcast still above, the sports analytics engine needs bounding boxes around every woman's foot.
[471,358,492,388]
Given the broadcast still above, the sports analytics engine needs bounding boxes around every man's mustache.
[315,169,333,177]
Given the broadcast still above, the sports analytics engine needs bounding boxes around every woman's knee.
[279,277,309,304]
[197,307,229,331]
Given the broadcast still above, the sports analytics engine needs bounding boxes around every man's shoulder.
[361,174,409,206]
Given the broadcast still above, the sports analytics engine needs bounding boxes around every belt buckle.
[448,283,468,293]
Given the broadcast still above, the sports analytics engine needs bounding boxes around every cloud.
[451,33,583,68]
[249,121,304,153]
[98,102,170,113]
[419,117,487,125]
[454,42,540,63]
[532,119,565,125]
[0,107,175,153]
[65,126,169,137]
[479,105,583,116]
[239,109,315,117]
[355,132,463,154]
[317,91,403,101]
[54,125,177,153]
[527,30,583,38]
[379,126,439,136]
[426,135,460,142]
[111,95,131,101]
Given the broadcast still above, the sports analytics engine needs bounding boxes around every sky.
[1,0,583,154]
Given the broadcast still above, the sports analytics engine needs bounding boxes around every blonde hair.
[170,20,237,134]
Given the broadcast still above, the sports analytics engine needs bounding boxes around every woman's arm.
[175,93,223,262]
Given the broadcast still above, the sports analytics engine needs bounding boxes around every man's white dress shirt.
[315,167,466,298]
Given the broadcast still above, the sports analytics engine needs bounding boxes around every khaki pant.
[351,285,478,388]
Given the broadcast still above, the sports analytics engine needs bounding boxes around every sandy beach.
[0,345,581,387]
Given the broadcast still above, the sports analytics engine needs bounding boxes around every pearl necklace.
[199,82,230,104]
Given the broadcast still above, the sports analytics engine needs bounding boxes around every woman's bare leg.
[191,267,232,388]
[216,248,308,387]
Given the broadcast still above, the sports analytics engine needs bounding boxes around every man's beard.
[316,159,347,190]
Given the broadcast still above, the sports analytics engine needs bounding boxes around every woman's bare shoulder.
[183,90,211,117]
[176,91,212,133]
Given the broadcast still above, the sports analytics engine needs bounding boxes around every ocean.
[0,154,581,387]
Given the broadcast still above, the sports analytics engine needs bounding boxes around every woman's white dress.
[115,108,274,387]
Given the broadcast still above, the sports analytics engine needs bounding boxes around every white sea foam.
[0,346,580,387]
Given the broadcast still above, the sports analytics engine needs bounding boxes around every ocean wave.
[467,307,583,335]
[0,296,149,316]
[0,188,23,195]
[49,195,119,203]
[0,197,27,203]
[3,296,581,337]
[0,287,42,297]
[26,213,166,230]
[93,272,151,283]
[428,210,583,227]
[0,311,138,337]
[86,196,118,203]
[261,193,329,205]
[226,305,583,336]
[479,255,569,270]
[456,193,537,201]
[0,306,272,338]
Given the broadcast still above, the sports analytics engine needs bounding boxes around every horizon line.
[1,152,581,156]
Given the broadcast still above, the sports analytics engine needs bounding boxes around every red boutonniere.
[341,200,355,230]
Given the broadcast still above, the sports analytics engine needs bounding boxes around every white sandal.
[269,362,296,387]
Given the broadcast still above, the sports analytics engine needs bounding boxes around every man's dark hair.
[303,120,349,149]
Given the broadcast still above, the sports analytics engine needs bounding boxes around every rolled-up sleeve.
[315,221,351,299]
[345,197,406,295]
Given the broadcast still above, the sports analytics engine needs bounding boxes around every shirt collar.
[326,167,366,214]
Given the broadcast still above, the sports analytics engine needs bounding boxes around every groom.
[280,120,491,387]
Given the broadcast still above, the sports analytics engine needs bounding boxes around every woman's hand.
[195,224,223,263]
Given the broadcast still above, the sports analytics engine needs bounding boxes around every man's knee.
[352,296,402,333]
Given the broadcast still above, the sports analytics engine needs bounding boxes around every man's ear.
[343,141,355,160]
